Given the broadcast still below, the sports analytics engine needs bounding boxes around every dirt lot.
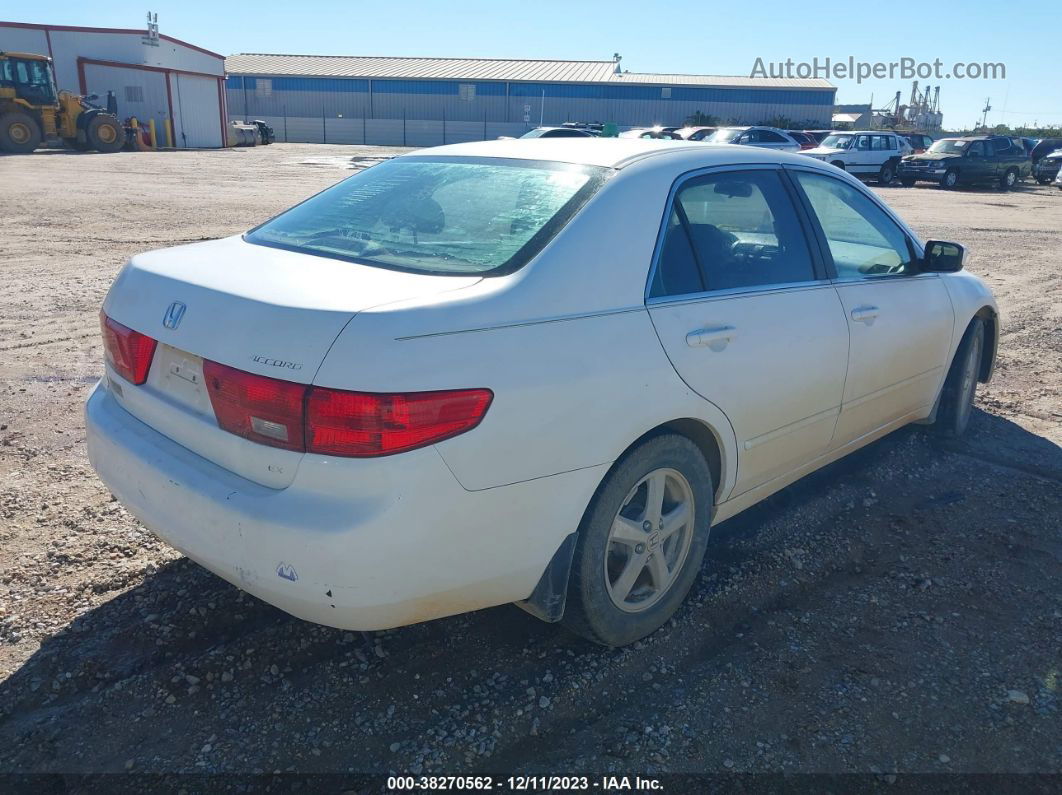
[1,144,1060,780]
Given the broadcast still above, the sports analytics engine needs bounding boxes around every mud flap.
[515,532,577,623]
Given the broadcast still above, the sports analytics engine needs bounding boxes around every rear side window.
[650,170,815,297]
[246,157,608,276]
[792,171,914,279]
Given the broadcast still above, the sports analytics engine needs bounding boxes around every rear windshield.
[246,156,609,276]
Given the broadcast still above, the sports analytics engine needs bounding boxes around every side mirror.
[922,240,964,272]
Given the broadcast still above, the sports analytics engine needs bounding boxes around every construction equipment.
[0,51,125,153]
[228,119,275,147]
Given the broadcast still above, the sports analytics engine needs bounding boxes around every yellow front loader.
[0,51,125,153]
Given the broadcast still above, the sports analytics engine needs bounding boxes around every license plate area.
[149,344,214,419]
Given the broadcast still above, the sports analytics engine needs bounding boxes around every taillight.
[202,360,492,458]
[100,312,157,385]
[306,387,493,457]
[203,361,306,452]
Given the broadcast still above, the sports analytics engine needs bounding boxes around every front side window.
[759,130,787,143]
[792,171,913,280]
[967,141,986,157]
[11,59,56,104]
[247,157,607,276]
[650,170,815,297]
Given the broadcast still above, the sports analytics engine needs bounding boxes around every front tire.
[999,168,1018,190]
[86,115,125,153]
[928,317,984,438]
[0,111,42,153]
[900,177,916,187]
[562,434,713,647]
[941,169,959,189]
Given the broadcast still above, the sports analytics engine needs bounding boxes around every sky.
[6,0,1061,129]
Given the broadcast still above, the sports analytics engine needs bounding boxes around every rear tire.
[928,317,984,438]
[0,111,42,153]
[900,177,916,187]
[562,434,713,647]
[86,114,125,153]
[878,161,896,184]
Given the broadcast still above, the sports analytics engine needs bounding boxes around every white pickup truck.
[801,131,911,184]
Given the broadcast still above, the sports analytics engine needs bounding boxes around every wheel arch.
[516,416,727,624]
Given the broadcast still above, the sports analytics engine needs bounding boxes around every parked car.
[86,139,997,647]
[1030,137,1062,167]
[1055,167,1062,190]
[785,130,819,150]
[801,131,908,184]
[675,126,717,141]
[518,126,596,139]
[560,122,603,135]
[705,126,801,152]
[898,136,1031,189]
[619,127,682,140]
[901,133,934,154]
[1035,149,1062,184]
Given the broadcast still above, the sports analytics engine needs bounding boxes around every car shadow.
[0,409,1058,770]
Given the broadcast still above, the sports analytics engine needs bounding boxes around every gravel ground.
[0,144,1060,779]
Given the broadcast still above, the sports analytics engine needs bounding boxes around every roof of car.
[398,138,823,170]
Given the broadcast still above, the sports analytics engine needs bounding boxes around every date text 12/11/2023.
[386,775,664,791]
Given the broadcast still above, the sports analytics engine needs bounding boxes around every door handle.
[850,305,880,325]
[686,325,736,351]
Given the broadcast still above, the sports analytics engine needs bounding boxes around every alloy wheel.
[604,468,695,613]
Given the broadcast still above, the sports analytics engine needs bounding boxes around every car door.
[964,140,989,182]
[646,166,849,496]
[847,134,875,173]
[760,129,797,152]
[787,168,954,446]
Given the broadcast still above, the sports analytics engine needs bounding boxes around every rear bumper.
[85,382,605,630]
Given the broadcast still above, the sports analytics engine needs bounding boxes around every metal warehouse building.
[0,19,227,148]
[225,54,835,145]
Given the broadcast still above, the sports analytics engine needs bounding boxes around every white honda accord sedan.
[86,139,998,646]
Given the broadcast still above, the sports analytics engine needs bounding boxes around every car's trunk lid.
[102,235,480,488]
